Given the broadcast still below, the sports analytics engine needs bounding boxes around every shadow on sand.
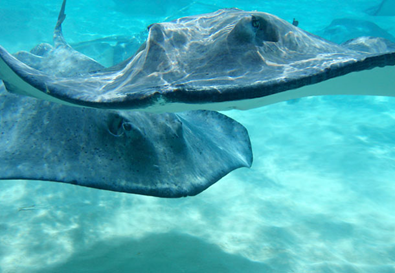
[38,232,271,273]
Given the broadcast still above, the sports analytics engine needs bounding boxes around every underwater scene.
[1,0,395,272]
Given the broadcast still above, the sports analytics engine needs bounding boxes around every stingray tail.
[54,0,68,47]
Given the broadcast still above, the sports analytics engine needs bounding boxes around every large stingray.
[0,86,251,197]
[0,1,252,198]
[1,2,395,112]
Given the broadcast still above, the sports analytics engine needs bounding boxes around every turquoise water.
[1,0,395,272]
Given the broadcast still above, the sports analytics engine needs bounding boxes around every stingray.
[0,86,251,198]
[1,2,395,113]
[366,0,395,16]
[317,18,395,44]
[0,1,252,198]
[71,35,143,67]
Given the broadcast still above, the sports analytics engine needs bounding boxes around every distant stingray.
[318,18,395,44]
[71,35,145,67]
[366,0,395,16]
[1,1,395,112]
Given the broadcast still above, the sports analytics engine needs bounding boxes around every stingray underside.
[1,8,395,112]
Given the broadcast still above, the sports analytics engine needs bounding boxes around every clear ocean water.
[1,0,395,272]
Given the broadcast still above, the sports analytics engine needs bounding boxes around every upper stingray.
[1,4,395,112]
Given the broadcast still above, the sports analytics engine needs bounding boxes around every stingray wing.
[0,85,252,197]
[1,9,395,112]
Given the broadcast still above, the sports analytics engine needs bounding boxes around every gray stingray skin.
[0,86,251,197]
[1,5,395,112]
[0,1,252,198]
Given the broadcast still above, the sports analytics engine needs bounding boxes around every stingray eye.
[252,16,260,29]
[252,15,280,43]
[107,113,125,137]
[123,122,132,132]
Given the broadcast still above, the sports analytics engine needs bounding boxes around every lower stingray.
[0,1,252,198]
[1,2,395,112]
[0,84,251,197]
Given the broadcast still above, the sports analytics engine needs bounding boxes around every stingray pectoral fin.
[230,65,395,111]
[0,88,252,197]
[0,45,158,110]
[0,46,77,106]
